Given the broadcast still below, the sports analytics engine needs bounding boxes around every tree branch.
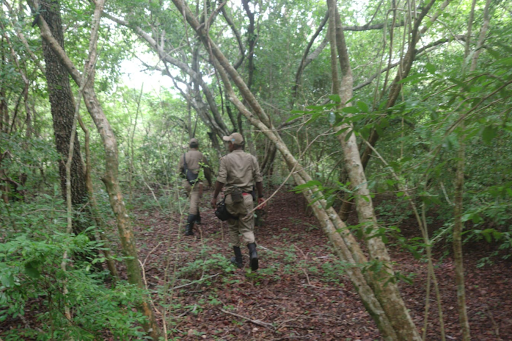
[220,6,245,69]
[292,10,329,104]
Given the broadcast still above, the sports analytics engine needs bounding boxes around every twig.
[241,162,298,221]
[168,273,220,291]
[142,242,163,266]
[440,182,454,206]
[138,171,165,212]
[301,268,311,286]
[293,244,311,285]
[486,308,500,339]
[293,244,308,260]
[219,308,275,329]
[241,129,333,221]
[138,258,160,313]
[275,317,300,331]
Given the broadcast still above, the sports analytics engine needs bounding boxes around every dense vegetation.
[1,0,511,339]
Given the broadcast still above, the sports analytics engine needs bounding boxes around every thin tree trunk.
[0,35,8,135]
[453,0,492,338]
[453,133,469,340]
[291,10,329,107]
[261,141,277,176]
[78,114,119,281]
[339,0,450,220]
[327,1,420,339]
[102,12,230,139]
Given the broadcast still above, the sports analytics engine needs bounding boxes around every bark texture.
[40,0,88,226]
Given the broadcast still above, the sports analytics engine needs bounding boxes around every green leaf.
[344,129,354,141]
[356,101,369,113]
[482,125,497,145]
[290,109,307,114]
[385,179,395,187]
[286,114,304,122]
[396,74,425,85]
[480,229,497,243]
[448,78,468,91]
[293,180,322,192]
[305,104,326,110]
[24,262,40,279]
[334,126,351,136]
[0,274,14,287]
[494,57,512,66]
[341,106,359,114]
[425,63,436,74]
[329,94,341,103]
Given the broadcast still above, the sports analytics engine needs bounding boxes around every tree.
[30,0,161,338]
[165,0,425,338]
[39,0,88,234]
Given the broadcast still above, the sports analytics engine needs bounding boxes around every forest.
[1,0,511,339]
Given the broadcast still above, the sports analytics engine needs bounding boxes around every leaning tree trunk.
[40,0,88,235]
[33,1,161,339]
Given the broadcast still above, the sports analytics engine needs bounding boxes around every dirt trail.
[131,190,512,340]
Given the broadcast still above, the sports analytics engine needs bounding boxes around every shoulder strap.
[183,153,188,170]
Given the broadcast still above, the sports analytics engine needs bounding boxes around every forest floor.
[125,188,512,341]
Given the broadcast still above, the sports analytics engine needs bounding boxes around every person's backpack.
[183,153,199,185]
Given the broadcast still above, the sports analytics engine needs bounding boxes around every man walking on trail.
[178,138,212,236]
[211,133,266,271]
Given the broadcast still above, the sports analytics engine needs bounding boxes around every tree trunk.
[261,140,277,177]
[40,0,88,235]
[452,0,491,338]
[84,86,160,340]
[79,115,119,281]
[0,35,8,134]
[327,1,421,339]
[34,2,161,338]
[339,0,446,220]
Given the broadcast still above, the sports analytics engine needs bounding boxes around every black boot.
[247,243,259,271]
[196,211,201,225]
[184,214,196,236]
[230,246,243,268]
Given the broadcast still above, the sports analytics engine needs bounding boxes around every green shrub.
[0,198,149,340]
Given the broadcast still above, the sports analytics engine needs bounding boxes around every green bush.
[0,198,149,340]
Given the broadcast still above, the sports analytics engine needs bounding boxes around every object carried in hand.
[183,153,199,185]
[215,198,238,221]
